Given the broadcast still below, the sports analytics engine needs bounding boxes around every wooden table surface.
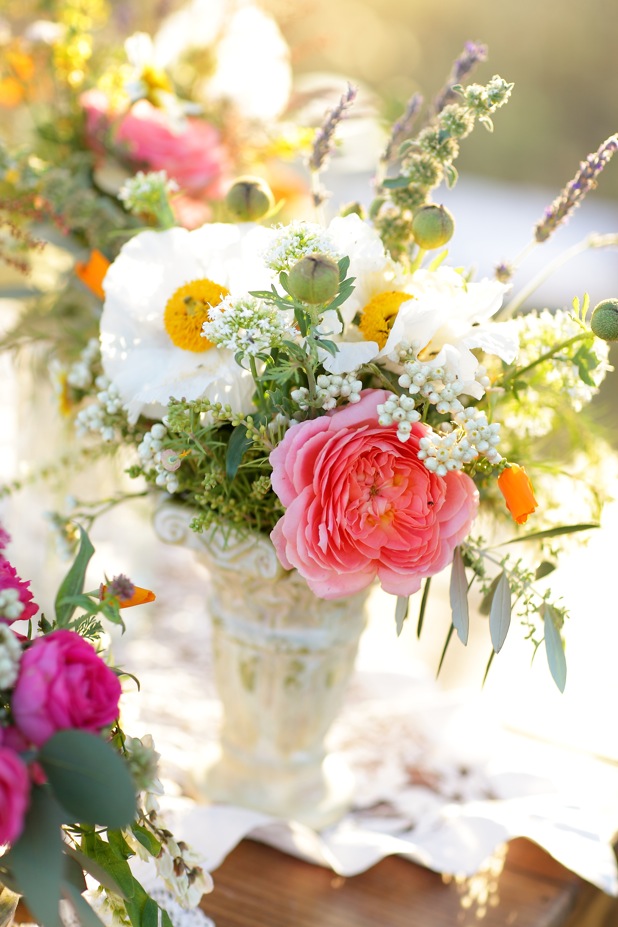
[201,837,618,927]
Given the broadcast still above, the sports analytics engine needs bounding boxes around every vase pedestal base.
[192,743,355,831]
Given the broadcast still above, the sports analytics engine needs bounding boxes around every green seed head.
[287,253,340,305]
[590,298,618,342]
[225,176,275,222]
[411,203,455,250]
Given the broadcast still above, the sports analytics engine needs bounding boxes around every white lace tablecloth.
[115,588,618,900]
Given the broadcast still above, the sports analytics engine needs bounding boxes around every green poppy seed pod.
[225,176,275,222]
[287,253,340,305]
[590,298,618,341]
[411,204,455,250]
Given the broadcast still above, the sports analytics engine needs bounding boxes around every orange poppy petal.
[100,584,156,608]
[75,249,111,300]
[497,464,538,525]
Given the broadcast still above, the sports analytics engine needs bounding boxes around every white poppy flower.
[379,267,517,397]
[100,223,276,423]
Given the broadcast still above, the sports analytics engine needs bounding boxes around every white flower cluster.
[118,170,179,212]
[202,295,295,356]
[67,337,101,390]
[515,308,611,409]
[74,376,124,442]
[0,624,21,688]
[377,393,421,442]
[0,587,25,623]
[417,408,501,475]
[291,372,363,411]
[262,220,341,274]
[156,837,213,909]
[398,358,491,414]
[137,423,181,493]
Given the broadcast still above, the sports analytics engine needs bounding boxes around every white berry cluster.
[0,587,24,624]
[137,423,181,493]
[74,375,124,441]
[202,295,295,356]
[66,337,101,389]
[291,372,363,411]
[0,624,21,689]
[262,220,341,274]
[417,409,502,475]
[398,359,491,414]
[376,393,422,442]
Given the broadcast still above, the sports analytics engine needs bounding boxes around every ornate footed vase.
[153,501,370,829]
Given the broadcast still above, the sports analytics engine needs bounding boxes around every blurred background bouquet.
[0,521,212,927]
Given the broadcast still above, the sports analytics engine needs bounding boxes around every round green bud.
[590,298,618,341]
[225,176,275,222]
[287,253,340,305]
[411,203,455,250]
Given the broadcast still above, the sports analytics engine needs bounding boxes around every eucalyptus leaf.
[55,527,95,626]
[63,883,107,927]
[394,596,409,636]
[225,424,252,480]
[489,572,511,653]
[479,573,501,616]
[4,787,66,927]
[63,854,88,894]
[542,603,567,693]
[501,523,599,545]
[449,547,469,645]
[535,561,556,580]
[64,845,126,897]
[39,730,137,829]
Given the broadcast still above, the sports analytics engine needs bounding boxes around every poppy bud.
[498,464,537,525]
[225,176,275,222]
[411,204,455,250]
[287,253,340,305]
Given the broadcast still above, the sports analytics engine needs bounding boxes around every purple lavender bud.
[433,41,489,114]
[308,84,358,173]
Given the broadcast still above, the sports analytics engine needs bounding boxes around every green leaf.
[436,625,455,679]
[479,573,501,617]
[489,571,511,653]
[444,163,459,188]
[63,854,87,894]
[0,886,20,927]
[535,561,556,580]
[382,175,411,190]
[225,424,252,480]
[501,523,600,545]
[4,787,66,927]
[64,845,127,897]
[130,823,161,858]
[87,837,169,927]
[39,730,137,830]
[395,596,409,636]
[542,603,567,693]
[54,527,95,626]
[63,882,107,927]
[416,577,431,639]
[449,547,469,644]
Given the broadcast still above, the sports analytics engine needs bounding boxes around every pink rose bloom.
[81,90,230,198]
[0,747,30,845]
[11,629,122,747]
[270,390,479,599]
[0,559,39,625]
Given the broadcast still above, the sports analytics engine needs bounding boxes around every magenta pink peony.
[269,389,479,599]
[11,629,122,746]
[0,558,39,625]
[81,90,230,202]
[0,747,31,845]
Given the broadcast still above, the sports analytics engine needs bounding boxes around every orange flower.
[0,46,35,108]
[75,250,110,300]
[100,583,156,608]
[498,464,538,525]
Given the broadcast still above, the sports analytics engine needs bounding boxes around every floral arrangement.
[0,522,211,927]
[0,0,304,346]
[3,42,618,692]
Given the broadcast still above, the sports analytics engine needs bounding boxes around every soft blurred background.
[2,0,618,763]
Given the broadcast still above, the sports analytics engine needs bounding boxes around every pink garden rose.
[0,747,30,845]
[270,389,479,599]
[81,90,230,202]
[0,558,39,625]
[11,629,122,746]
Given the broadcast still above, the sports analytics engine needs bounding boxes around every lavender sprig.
[308,83,358,174]
[382,92,423,164]
[534,134,618,243]
[433,41,488,114]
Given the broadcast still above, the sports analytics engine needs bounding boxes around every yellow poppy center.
[140,64,173,105]
[164,278,230,352]
[359,291,414,349]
